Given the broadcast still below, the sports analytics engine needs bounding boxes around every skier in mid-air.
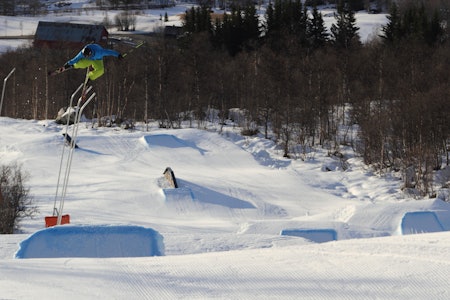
[56,43,123,81]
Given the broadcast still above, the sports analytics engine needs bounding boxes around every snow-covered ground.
[0,116,450,299]
[0,1,389,53]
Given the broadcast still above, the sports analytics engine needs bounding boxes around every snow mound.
[142,134,206,154]
[15,225,164,259]
[280,229,337,243]
[400,211,445,235]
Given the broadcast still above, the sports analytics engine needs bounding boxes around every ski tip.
[48,67,66,76]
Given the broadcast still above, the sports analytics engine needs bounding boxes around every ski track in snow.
[3,234,450,299]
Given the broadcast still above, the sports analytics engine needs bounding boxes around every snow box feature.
[280,229,337,243]
[400,211,445,235]
[15,225,164,259]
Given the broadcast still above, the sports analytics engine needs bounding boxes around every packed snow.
[2,2,450,299]
[15,224,164,258]
[1,116,450,299]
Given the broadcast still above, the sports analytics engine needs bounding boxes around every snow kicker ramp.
[280,229,337,243]
[15,225,164,258]
[400,211,444,235]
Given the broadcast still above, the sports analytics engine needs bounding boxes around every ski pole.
[122,41,145,58]
[0,67,16,116]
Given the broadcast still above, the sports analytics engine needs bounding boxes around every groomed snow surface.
[1,117,450,299]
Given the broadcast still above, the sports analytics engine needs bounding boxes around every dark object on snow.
[163,167,178,188]
[55,107,76,125]
[62,133,78,149]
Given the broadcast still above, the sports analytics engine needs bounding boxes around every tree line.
[0,0,448,198]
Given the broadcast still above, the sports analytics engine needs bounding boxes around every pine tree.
[264,1,275,33]
[380,2,401,44]
[427,10,444,45]
[263,0,308,48]
[0,0,15,15]
[330,1,360,49]
[242,4,261,50]
[211,4,260,56]
[381,2,445,46]
[347,0,364,11]
[183,7,196,33]
[183,6,212,34]
[307,5,328,49]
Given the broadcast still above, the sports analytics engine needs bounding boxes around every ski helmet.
[82,47,92,57]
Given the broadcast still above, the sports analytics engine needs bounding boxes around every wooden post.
[163,167,178,188]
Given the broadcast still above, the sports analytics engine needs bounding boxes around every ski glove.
[63,63,71,69]
[118,54,124,60]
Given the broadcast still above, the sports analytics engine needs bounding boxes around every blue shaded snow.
[163,179,256,209]
[280,229,337,243]
[15,225,164,259]
[143,134,207,155]
[400,211,445,235]
[163,187,195,201]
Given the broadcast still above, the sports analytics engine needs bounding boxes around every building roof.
[34,21,108,48]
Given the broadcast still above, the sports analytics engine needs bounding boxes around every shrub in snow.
[0,164,36,234]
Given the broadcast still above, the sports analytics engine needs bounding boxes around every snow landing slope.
[1,118,450,299]
[1,118,450,249]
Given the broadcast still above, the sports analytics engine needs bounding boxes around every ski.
[122,41,145,58]
[48,65,73,77]
[79,68,90,102]
[62,133,79,149]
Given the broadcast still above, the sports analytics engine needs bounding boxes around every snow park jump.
[15,225,164,258]
[280,228,338,243]
[400,211,445,235]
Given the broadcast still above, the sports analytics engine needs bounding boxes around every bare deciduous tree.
[0,164,36,234]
